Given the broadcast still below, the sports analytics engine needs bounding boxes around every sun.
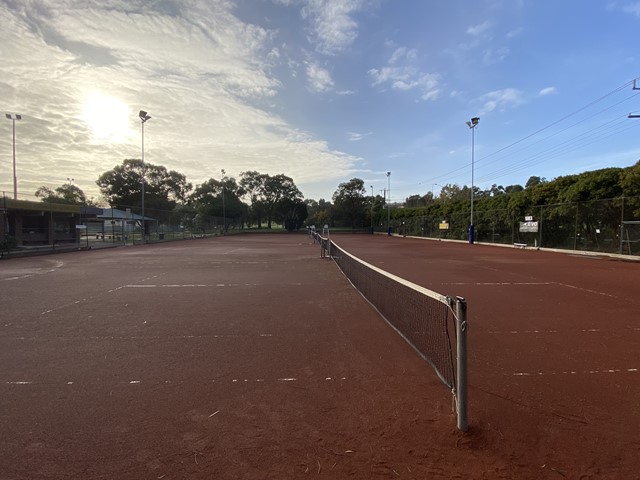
[81,92,132,143]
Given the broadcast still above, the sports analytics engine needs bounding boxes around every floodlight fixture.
[139,110,151,122]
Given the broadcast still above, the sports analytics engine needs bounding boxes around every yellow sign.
[439,222,450,230]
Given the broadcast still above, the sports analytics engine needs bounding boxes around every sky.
[1,0,639,205]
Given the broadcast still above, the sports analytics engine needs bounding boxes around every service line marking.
[8,333,275,341]
[513,368,638,377]
[488,328,637,334]
[3,377,349,387]
[552,281,619,299]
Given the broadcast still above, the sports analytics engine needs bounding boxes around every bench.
[513,243,527,249]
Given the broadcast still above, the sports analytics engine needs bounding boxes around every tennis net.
[312,232,468,431]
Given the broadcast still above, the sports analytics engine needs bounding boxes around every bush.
[0,235,18,253]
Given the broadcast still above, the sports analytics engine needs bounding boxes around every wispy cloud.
[506,27,524,38]
[623,1,640,16]
[301,0,364,55]
[483,47,510,64]
[477,88,525,115]
[467,21,492,36]
[347,131,372,141]
[539,86,557,96]
[368,47,441,101]
[306,61,334,92]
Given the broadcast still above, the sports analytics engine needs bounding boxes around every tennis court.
[1,233,638,478]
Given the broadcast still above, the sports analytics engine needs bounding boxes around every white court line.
[438,282,551,286]
[121,283,304,288]
[488,328,637,334]
[513,368,638,377]
[552,281,619,299]
[7,334,275,340]
[4,377,349,387]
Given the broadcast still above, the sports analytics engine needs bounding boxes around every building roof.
[97,208,153,221]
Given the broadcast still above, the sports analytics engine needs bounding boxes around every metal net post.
[456,297,468,432]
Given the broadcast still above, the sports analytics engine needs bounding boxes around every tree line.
[305,161,640,231]
[34,159,308,231]
[34,158,639,233]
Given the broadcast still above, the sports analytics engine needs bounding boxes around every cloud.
[0,1,360,199]
[368,47,441,101]
[306,61,334,92]
[482,47,510,64]
[539,86,557,96]
[347,131,372,141]
[301,0,364,55]
[623,1,640,16]
[506,27,524,38]
[389,46,417,64]
[467,21,492,36]
[477,88,525,115]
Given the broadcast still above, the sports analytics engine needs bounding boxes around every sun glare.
[81,92,131,143]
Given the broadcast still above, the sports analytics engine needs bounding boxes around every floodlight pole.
[221,169,226,233]
[5,113,21,200]
[370,185,374,233]
[386,171,391,235]
[466,117,480,244]
[139,110,151,243]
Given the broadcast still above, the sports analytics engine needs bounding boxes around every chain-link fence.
[390,196,640,255]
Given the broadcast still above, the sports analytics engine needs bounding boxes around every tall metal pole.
[139,111,151,243]
[455,297,468,432]
[386,171,391,235]
[221,169,226,233]
[5,114,21,200]
[471,125,475,240]
[141,119,145,242]
[370,185,374,233]
[466,117,479,244]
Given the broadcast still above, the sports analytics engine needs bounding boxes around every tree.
[525,176,547,189]
[240,172,303,229]
[332,178,367,228]
[305,198,332,227]
[240,171,268,228]
[263,174,303,228]
[276,199,308,231]
[35,183,93,205]
[189,176,247,226]
[96,159,191,212]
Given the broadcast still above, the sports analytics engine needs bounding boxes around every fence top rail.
[329,238,450,305]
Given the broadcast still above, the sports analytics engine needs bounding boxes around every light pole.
[5,113,22,200]
[221,169,226,233]
[386,171,391,235]
[139,110,151,242]
[465,117,480,244]
[370,185,374,233]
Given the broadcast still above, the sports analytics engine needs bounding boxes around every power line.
[409,77,640,193]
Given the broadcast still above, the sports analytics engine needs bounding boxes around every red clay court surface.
[0,233,638,479]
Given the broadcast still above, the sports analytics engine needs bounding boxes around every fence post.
[539,205,544,248]
[620,196,625,254]
[456,297,468,432]
[574,204,579,250]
